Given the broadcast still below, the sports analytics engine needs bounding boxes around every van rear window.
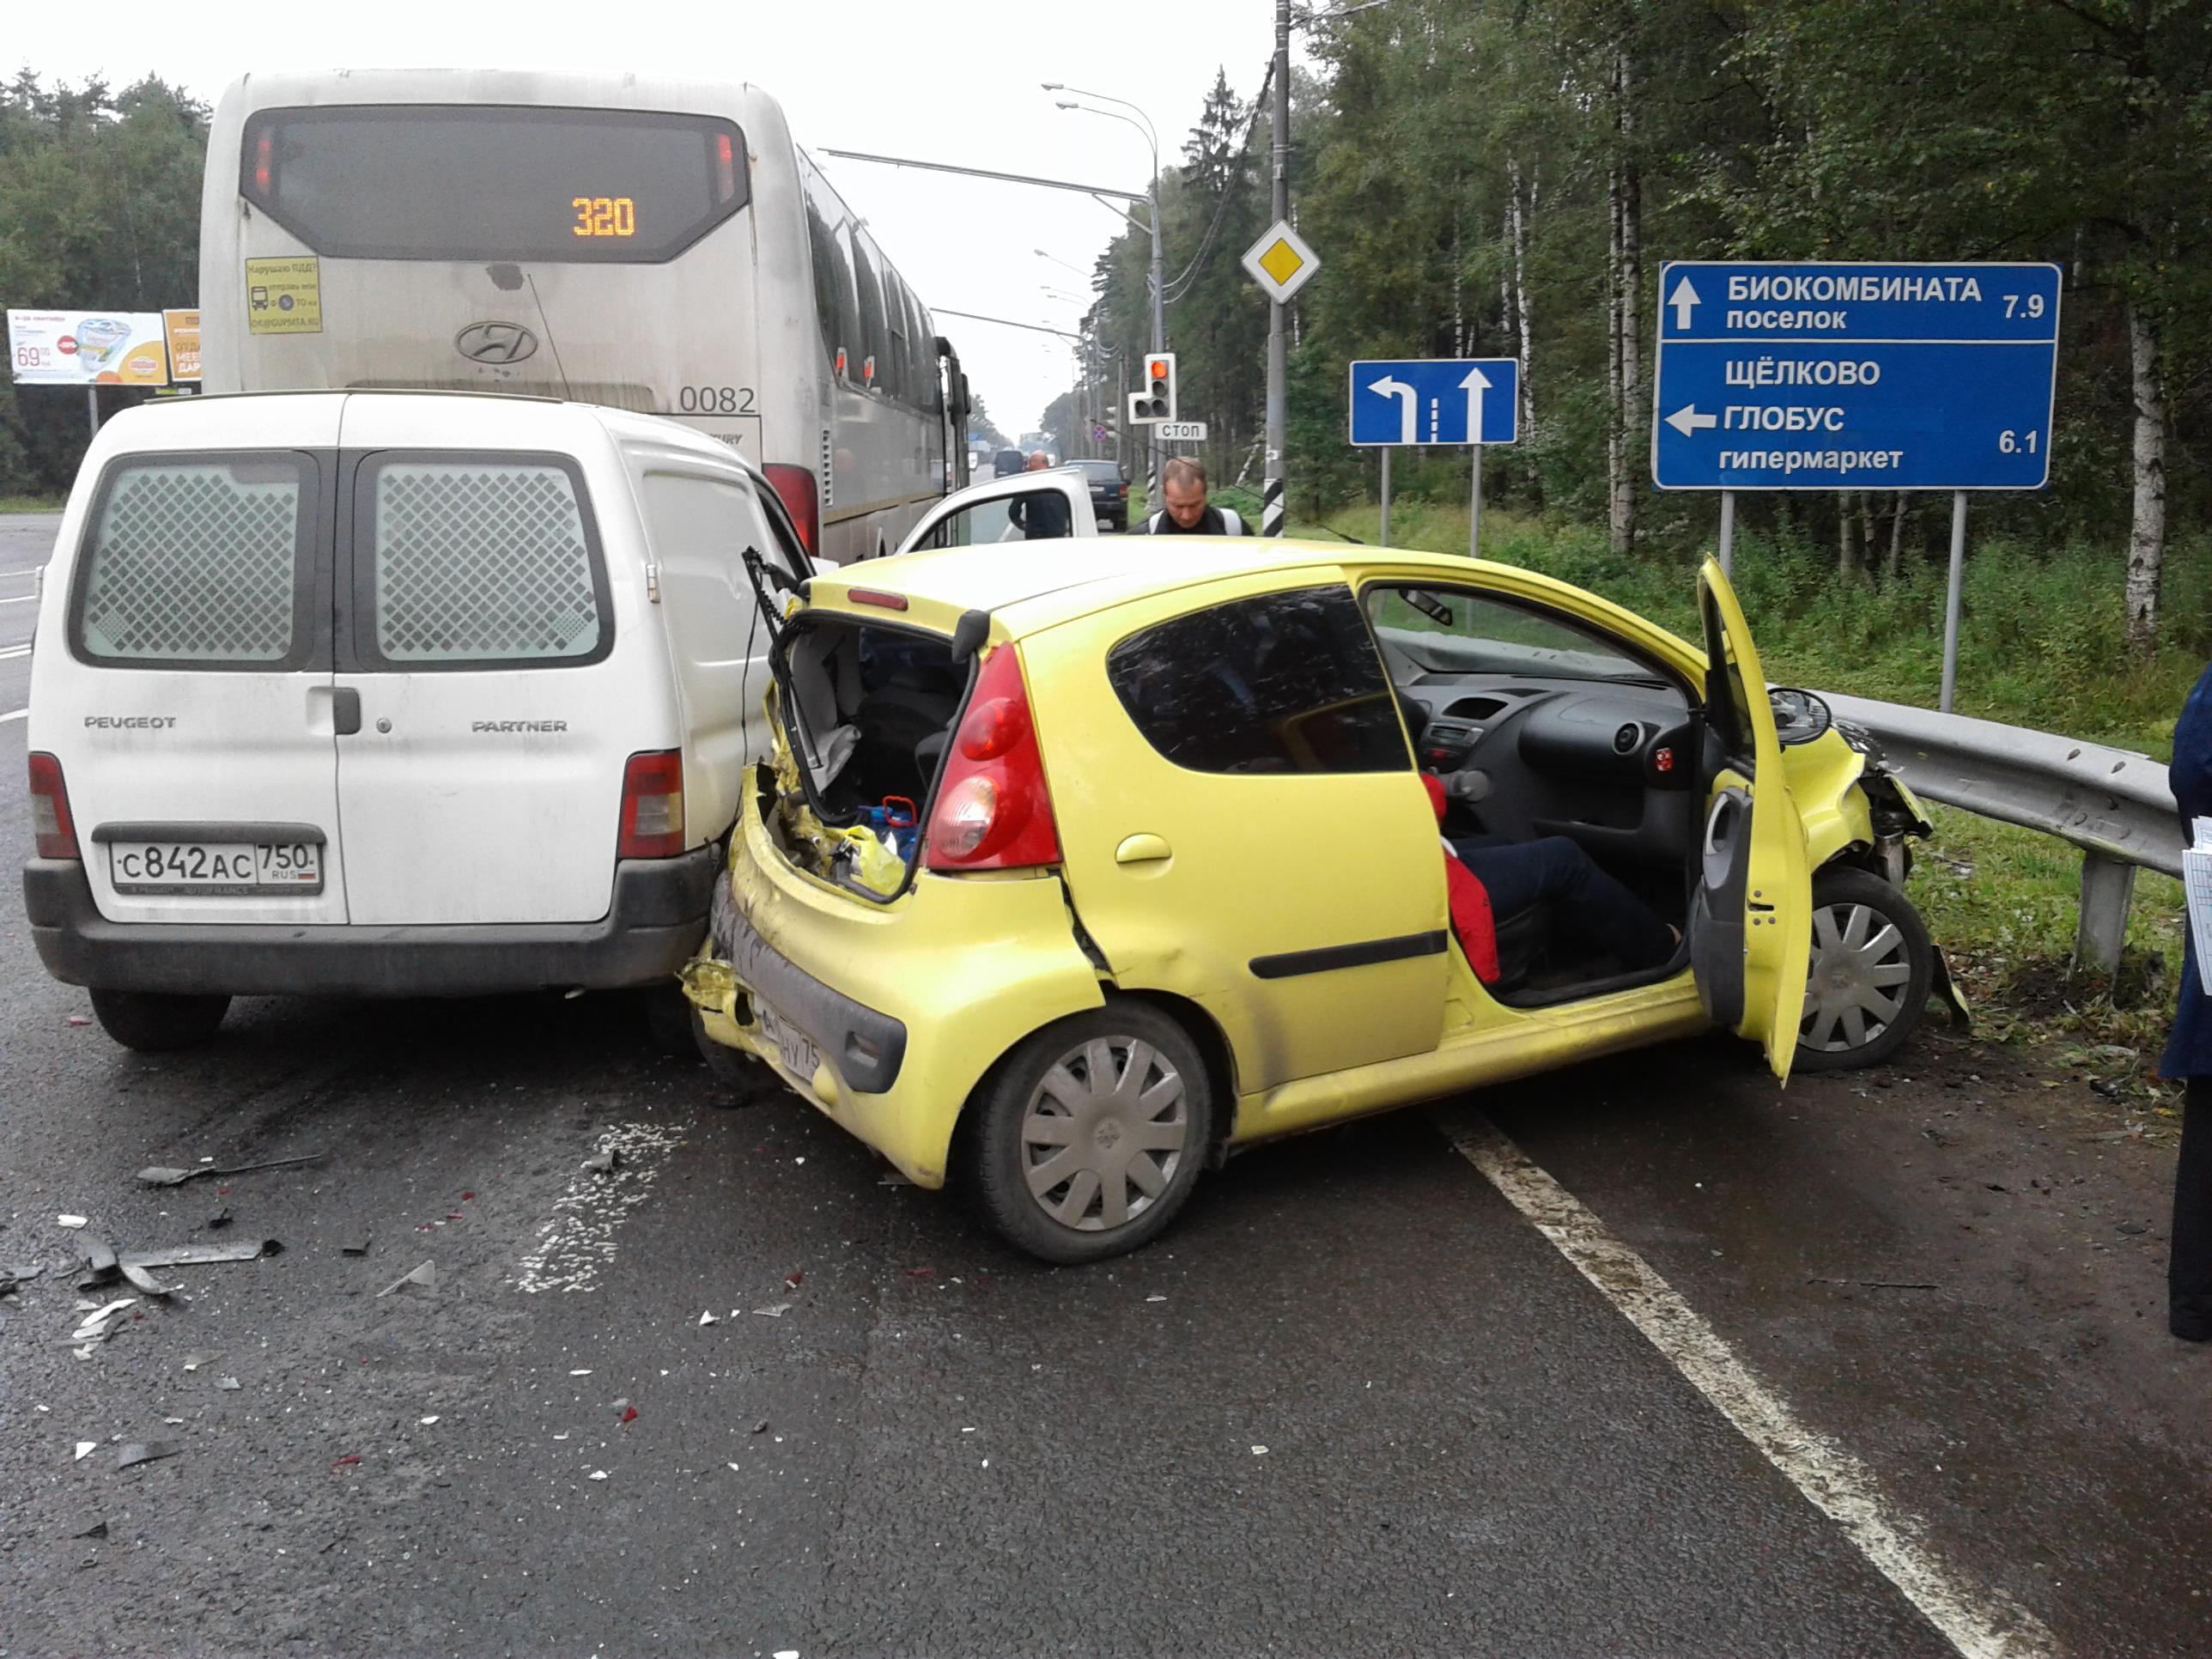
[240,105,748,264]
[356,456,611,669]
[72,454,316,668]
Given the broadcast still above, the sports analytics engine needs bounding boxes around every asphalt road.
[0,514,44,722]
[2,510,2207,1657]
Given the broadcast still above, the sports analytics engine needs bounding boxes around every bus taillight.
[253,130,273,196]
[763,463,819,558]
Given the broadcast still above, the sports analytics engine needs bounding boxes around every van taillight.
[617,750,685,859]
[28,752,79,860]
[925,646,1060,872]
[763,463,819,558]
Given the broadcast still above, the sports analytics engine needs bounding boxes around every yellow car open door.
[1690,559,1814,1081]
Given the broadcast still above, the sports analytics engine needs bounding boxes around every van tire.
[88,988,231,1052]
[961,1000,1212,1264]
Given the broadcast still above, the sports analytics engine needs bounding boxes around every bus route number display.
[572,197,637,239]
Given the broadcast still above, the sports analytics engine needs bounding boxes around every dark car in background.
[993,448,1026,477]
[1077,458,1131,531]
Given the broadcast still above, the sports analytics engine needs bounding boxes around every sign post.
[1348,357,1520,557]
[1652,260,2061,709]
[1243,218,1321,537]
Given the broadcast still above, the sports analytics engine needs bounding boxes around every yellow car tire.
[962,1000,1215,1264]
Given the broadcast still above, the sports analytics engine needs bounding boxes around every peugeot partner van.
[22,391,817,1048]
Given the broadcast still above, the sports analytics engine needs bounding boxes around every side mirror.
[1769,687,1833,745]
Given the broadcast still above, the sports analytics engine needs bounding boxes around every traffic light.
[1127,352,1177,423]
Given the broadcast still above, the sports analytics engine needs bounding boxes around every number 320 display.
[572,197,637,238]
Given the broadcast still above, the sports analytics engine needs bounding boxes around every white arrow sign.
[1370,375,1417,444]
[1460,366,1491,445]
[1668,276,1702,331]
[1665,404,1718,436]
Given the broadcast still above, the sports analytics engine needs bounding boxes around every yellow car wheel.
[1796,867,1934,1073]
[963,1001,1213,1264]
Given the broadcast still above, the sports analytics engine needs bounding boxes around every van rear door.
[330,409,650,926]
[52,440,350,927]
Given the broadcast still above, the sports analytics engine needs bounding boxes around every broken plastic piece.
[116,1442,179,1470]
[118,1260,177,1297]
[58,1214,88,1229]
[621,1406,639,1425]
[699,1310,719,1326]
[180,1352,216,1372]
[376,1261,436,1297]
[751,1419,769,1434]
[65,1015,89,1027]
[135,1153,324,1188]
[339,1238,370,1255]
[580,1149,620,1175]
[588,1469,609,1481]
[74,1442,95,1461]
[751,1303,792,1318]
[216,1377,241,1391]
[207,1206,234,1231]
[71,1516,106,1539]
[330,1454,362,1468]
[905,1267,935,1279]
[123,1241,276,1270]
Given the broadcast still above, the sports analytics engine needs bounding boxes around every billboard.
[163,309,201,382]
[7,309,171,386]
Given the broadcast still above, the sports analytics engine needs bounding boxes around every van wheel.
[88,988,231,1052]
[1796,867,1933,1073]
[962,1001,1212,1264]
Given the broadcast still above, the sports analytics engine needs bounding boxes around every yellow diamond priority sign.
[1242,220,1320,303]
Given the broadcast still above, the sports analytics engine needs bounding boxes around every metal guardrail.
[1820,691,2183,973]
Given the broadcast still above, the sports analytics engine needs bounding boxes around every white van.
[23,392,1100,1049]
[21,390,832,1048]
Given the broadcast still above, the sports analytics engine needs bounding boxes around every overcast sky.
[11,0,1305,432]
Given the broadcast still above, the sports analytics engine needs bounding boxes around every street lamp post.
[1048,88,1166,499]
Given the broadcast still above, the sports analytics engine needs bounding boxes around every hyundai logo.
[455,321,538,365]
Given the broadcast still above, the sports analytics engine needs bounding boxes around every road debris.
[73,1442,95,1461]
[580,1148,620,1176]
[752,1419,769,1434]
[878,1170,913,1187]
[376,1261,436,1297]
[331,1454,362,1468]
[786,1268,805,1289]
[116,1442,179,1470]
[621,1406,639,1425]
[58,1214,88,1229]
[69,1297,139,1345]
[339,1237,371,1255]
[121,1240,278,1271]
[216,1377,240,1391]
[699,1310,719,1326]
[136,1152,324,1188]
[1251,1445,1268,1455]
[752,1302,792,1318]
[420,1415,440,1425]
[71,1516,107,1539]
[65,1015,89,1027]
[904,1267,935,1279]
[2118,1220,2151,1236]
[206,1206,233,1231]
[180,1352,216,1371]
[588,1469,609,1480]
[118,1260,178,1297]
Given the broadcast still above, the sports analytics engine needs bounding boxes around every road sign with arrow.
[1650,260,2061,491]
[1347,358,1519,447]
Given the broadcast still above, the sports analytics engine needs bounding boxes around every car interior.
[775,614,969,834]
[1364,583,1705,1002]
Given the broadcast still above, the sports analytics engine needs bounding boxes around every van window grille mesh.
[371,463,601,663]
[78,462,304,663]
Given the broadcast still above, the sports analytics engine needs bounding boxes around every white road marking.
[0,709,25,726]
[0,593,38,605]
[1442,1109,2056,1659]
[512,1121,689,1294]
[0,645,29,660]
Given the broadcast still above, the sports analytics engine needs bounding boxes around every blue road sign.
[1651,261,2060,492]
[1349,358,1519,447]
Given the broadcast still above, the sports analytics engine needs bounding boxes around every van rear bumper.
[21,851,718,997]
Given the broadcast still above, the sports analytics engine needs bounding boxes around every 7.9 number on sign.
[572,197,637,239]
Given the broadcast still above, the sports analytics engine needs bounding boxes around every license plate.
[756,1002,821,1081]
[108,840,323,895]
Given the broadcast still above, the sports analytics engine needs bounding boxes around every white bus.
[198,70,969,563]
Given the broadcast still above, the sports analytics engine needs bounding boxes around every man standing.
[2160,661,2212,1343]
[1132,458,1249,536]
[1006,451,1073,540]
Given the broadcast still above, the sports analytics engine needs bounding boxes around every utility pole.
[1262,0,1291,537]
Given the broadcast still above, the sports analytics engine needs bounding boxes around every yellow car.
[683,539,1948,1262]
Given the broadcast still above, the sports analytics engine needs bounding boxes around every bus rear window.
[240,105,748,263]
